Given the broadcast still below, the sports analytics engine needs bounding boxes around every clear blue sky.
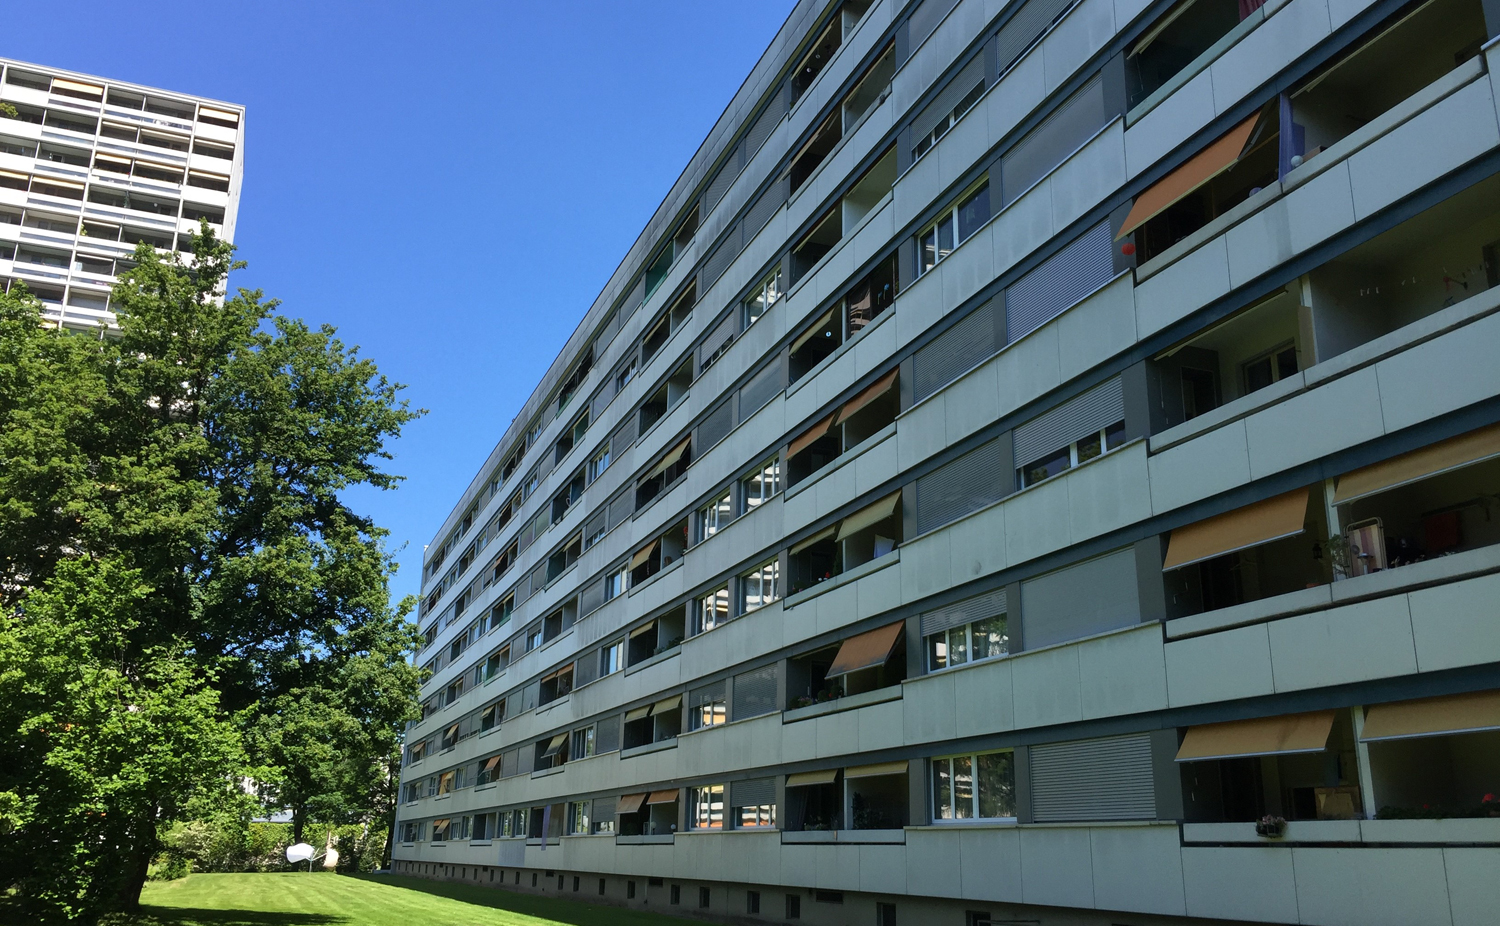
[2,1,798,609]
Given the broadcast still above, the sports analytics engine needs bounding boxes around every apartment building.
[393,0,1500,923]
[0,58,245,330]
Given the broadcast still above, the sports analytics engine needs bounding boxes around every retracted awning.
[646,789,679,804]
[1162,488,1308,570]
[624,705,652,722]
[825,621,904,679]
[629,621,657,638]
[628,540,659,570]
[617,793,647,814]
[844,761,908,779]
[653,694,682,714]
[199,106,240,124]
[52,78,103,97]
[541,733,568,757]
[1117,112,1263,239]
[786,769,839,787]
[646,437,691,480]
[1176,710,1335,761]
[788,413,836,459]
[1360,690,1500,742]
[1333,423,1500,505]
[836,491,901,542]
[791,309,836,354]
[836,369,898,424]
[789,526,836,555]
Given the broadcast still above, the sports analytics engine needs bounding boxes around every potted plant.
[1255,815,1287,838]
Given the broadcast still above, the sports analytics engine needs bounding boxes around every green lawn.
[94,872,683,926]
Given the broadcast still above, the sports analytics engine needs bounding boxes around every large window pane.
[957,183,991,240]
[973,615,1008,659]
[953,755,974,819]
[933,758,954,819]
[976,751,1015,819]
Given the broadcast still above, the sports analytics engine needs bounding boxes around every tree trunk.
[114,808,156,913]
[291,805,306,846]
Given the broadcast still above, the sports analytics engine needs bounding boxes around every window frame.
[930,749,1017,823]
[742,265,785,329]
[916,178,991,278]
[1017,420,1127,488]
[925,614,1009,672]
[739,558,780,614]
[689,784,726,830]
[739,456,781,515]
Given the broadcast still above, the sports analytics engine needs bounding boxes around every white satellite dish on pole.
[286,842,317,867]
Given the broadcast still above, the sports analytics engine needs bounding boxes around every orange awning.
[1361,690,1500,742]
[646,789,679,805]
[836,369,898,424]
[825,621,904,679]
[788,413,836,459]
[482,755,501,773]
[1176,710,1335,761]
[617,793,647,814]
[1118,112,1262,239]
[1333,423,1500,504]
[1162,488,1308,570]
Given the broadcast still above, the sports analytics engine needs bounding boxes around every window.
[740,559,780,613]
[932,750,1016,820]
[605,563,630,599]
[791,207,843,283]
[742,266,783,328]
[695,491,732,542]
[588,443,611,482]
[480,698,504,732]
[670,885,681,905]
[538,664,574,705]
[526,624,544,650]
[694,585,729,635]
[628,881,637,900]
[1242,341,1298,393]
[690,785,725,829]
[571,725,596,760]
[432,818,452,842]
[876,902,897,926]
[698,887,710,909]
[914,79,986,160]
[791,15,841,101]
[617,357,637,391]
[691,687,726,731]
[747,891,761,914]
[737,802,775,828]
[786,894,801,919]
[926,614,1008,670]
[1017,420,1126,487]
[740,457,780,513]
[917,180,991,276]
[600,639,624,676]
[568,800,590,835]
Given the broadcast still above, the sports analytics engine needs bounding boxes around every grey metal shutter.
[583,511,606,547]
[575,647,600,687]
[745,94,787,158]
[1011,377,1124,469]
[501,748,519,779]
[514,573,532,602]
[913,53,986,145]
[689,680,726,711]
[698,312,739,371]
[731,777,777,809]
[702,222,742,287]
[907,0,962,50]
[516,743,535,776]
[1001,75,1107,205]
[625,277,646,316]
[1020,547,1141,649]
[704,144,740,213]
[607,491,634,529]
[697,398,735,452]
[597,308,621,350]
[738,360,782,415]
[920,588,1007,638]
[580,576,605,615]
[912,436,1008,535]
[535,448,556,481]
[592,379,615,421]
[596,714,621,754]
[744,177,787,238]
[1029,733,1156,822]
[610,412,637,455]
[593,796,617,821]
[517,517,535,553]
[1005,221,1114,342]
[995,0,1078,76]
[911,293,1003,402]
[732,664,779,720]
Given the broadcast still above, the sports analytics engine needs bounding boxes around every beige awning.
[1176,710,1335,761]
[617,793,647,814]
[1130,0,1203,56]
[825,621,904,679]
[1333,423,1500,505]
[445,723,460,739]
[646,437,691,480]
[786,769,839,787]
[199,105,240,125]
[628,540,659,570]
[629,620,657,639]
[1361,690,1500,742]
[1118,112,1263,239]
[836,491,901,542]
[94,153,131,166]
[432,817,450,829]
[836,369,898,424]
[788,413,836,459]
[0,169,29,181]
[789,526,836,555]
[541,733,568,757]
[52,78,103,97]
[482,755,501,773]
[653,694,682,714]
[844,760,908,779]
[624,704,652,722]
[791,309,836,354]
[646,789,679,804]
[1162,488,1309,570]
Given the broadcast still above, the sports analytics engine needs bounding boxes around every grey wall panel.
[913,53,987,144]
[732,664,779,719]
[1020,548,1140,650]
[908,0,962,50]
[607,491,633,530]
[1011,376,1125,467]
[911,436,1007,536]
[1005,221,1114,342]
[919,588,1007,638]
[745,177,788,237]
[995,0,1078,77]
[702,223,742,288]
[911,293,1003,401]
[1029,733,1155,821]
[731,777,777,809]
[697,397,735,451]
[739,360,782,415]
[745,93,788,158]
[610,413,638,455]
[703,144,741,213]
[596,714,621,754]
[1001,75,1107,205]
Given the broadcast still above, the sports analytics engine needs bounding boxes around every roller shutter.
[607,491,634,529]
[744,177,788,238]
[698,312,739,371]
[703,144,740,212]
[697,397,735,452]
[738,360,782,415]
[733,664,779,719]
[1029,733,1156,822]
[913,53,986,145]
[996,0,1079,76]
[1011,377,1124,468]
[596,714,621,753]
[702,223,742,287]
[908,0,961,50]
[1005,221,1114,342]
[731,777,777,809]
[911,293,1003,401]
[745,94,788,158]
[911,436,1008,535]
[920,588,1007,638]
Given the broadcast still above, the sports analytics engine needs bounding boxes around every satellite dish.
[286,842,316,864]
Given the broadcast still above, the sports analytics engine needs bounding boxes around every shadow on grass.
[0,900,346,926]
[354,874,675,925]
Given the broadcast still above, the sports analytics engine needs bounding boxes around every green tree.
[0,227,422,920]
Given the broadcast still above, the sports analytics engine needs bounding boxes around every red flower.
[1484,794,1496,803]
